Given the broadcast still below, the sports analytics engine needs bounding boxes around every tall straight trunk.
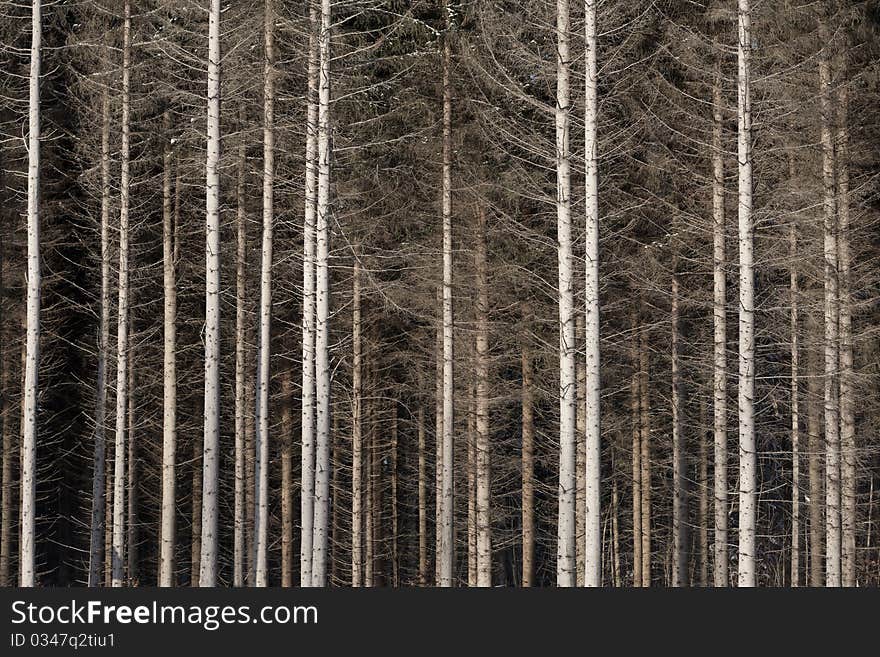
[19,0,41,590]
[555,0,577,588]
[331,416,340,585]
[281,368,294,587]
[0,321,11,585]
[311,0,333,587]
[818,27,840,587]
[671,274,687,586]
[191,431,202,586]
[233,110,248,588]
[391,405,399,586]
[254,0,276,588]
[351,259,363,587]
[698,393,709,586]
[104,444,112,586]
[199,0,222,587]
[244,370,255,586]
[475,207,491,587]
[836,81,856,588]
[434,291,443,585]
[438,4,455,587]
[611,473,621,587]
[467,379,476,586]
[521,338,535,587]
[369,396,381,585]
[126,344,137,585]
[639,322,651,586]
[736,0,756,588]
[300,0,319,588]
[807,312,824,586]
[789,218,800,587]
[89,84,112,588]
[365,361,374,587]
[575,318,585,586]
[583,0,601,588]
[711,54,729,588]
[630,330,642,587]
[111,0,132,588]
[159,111,177,588]
[417,407,428,585]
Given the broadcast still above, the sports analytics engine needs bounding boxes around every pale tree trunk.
[438,6,455,587]
[521,337,535,587]
[365,359,374,586]
[434,304,442,585]
[254,0,276,588]
[111,0,132,588]
[417,407,428,585]
[789,218,800,587]
[159,110,177,588]
[807,312,824,586]
[126,343,137,585]
[233,110,247,588]
[671,274,687,587]
[575,319,585,586]
[244,371,255,586]
[698,397,709,587]
[583,0,601,588]
[331,416,340,585]
[351,258,363,587]
[281,368,294,587]
[191,431,202,586]
[475,207,491,587]
[19,0,41,590]
[300,0,319,588]
[736,0,756,588]
[199,0,222,587]
[555,0,577,588]
[467,379,476,586]
[391,405,399,586]
[104,446,112,586]
[0,318,11,585]
[611,472,621,587]
[89,84,111,588]
[639,322,651,586]
[711,55,729,588]
[818,28,840,587]
[836,81,856,588]
[630,333,641,587]
[369,395,381,585]
[311,0,332,587]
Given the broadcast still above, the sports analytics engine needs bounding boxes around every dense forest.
[1,0,879,588]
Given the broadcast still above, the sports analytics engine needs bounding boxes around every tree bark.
[417,407,427,585]
[818,23,840,587]
[351,258,363,587]
[583,0,602,588]
[789,217,800,587]
[199,0,223,587]
[639,320,651,587]
[630,315,641,587]
[521,337,535,587]
[555,0,577,588]
[111,0,132,588]
[711,52,729,588]
[159,110,177,588]
[736,0,756,587]
[281,367,294,587]
[475,207,491,587]
[671,274,687,587]
[310,0,333,587]
[807,312,824,586]
[254,0,276,588]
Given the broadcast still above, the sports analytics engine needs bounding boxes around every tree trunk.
[630,315,642,587]
[818,24,840,587]
[576,318,586,587]
[467,379,476,587]
[555,0,577,588]
[89,82,111,588]
[807,312,824,586]
[671,274,687,586]
[417,407,427,586]
[639,321,651,587]
[391,404,399,587]
[281,367,294,587]
[254,0,276,588]
[475,207,491,587]
[836,80,856,588]
[310,0,333,586]
[233,109,248,588]
[111,0,132,588]
[438,2,455,587]
[191,430,202,586]
[199,0,223,587]
[736,0,756,588]
[351,258,363,586]
[711,53,729,588]
[126,343,137,585]
[698,387,709,586]
[521,337,535,587]
[300,0,319,588]
[434,290,443,585]
[583,0,602,588]
[789,217,800,587]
